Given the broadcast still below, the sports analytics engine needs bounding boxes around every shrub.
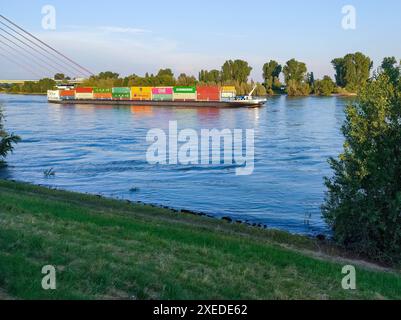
[322,73,401,264]
[314,76,335,96]
[0,106,21,164]
[286,80,311,96]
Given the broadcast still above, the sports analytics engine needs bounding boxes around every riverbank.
[0,179,400,300]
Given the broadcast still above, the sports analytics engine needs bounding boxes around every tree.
[157,69,174,78]
[221,60,233,82]
[177,73,197,86]
[331,52,373,92]
[97,71,120,79]
[332,58,346,88]
[0,106,21,165]
[286,80,311,96]
[199,69,221,83]
[37,78,57,92]
[263,60,282,82]
[283,59,310,96]
[314,76,335,96]
[156,69,176,86]
[322,71,401,264]
[83,77,115,88]
[381,57,400,85]
[263,60,282,94]
[237,81,252,96]
[306,72,315,87]
[283,59,307,84]
[221,60,252,83]
[54,73,66,80]
[254,83,267,96]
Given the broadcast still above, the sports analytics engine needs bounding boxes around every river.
[0,94,350,235]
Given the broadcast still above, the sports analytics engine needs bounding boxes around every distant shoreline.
[0,92,47,96]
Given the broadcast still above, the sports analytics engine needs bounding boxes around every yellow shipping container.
[221,86,236,93]
[131,87,152,100]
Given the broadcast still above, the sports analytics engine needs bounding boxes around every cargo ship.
[47,85,267,108]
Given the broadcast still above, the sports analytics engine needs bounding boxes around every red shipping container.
[197,86,220,101]
[75,87,93,93]
[60,90,75,97]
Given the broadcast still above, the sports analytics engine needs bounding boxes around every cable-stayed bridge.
[0,14,93,81]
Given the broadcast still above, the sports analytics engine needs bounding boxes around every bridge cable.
[0,43,47,76]
[0,37,60,77]
[0,22,84,78]
[0,49,43,79]
[0,31,70,76]
[0,15,94,77]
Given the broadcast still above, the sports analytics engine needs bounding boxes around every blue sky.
[1,0,401,80]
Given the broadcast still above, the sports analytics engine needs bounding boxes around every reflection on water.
[0,94,349,235]
[130,106,153,116]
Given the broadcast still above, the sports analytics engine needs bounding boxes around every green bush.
[322,72,401,264]
[314,76,335,96]
[286,80,311,96]
[0,106,21,164]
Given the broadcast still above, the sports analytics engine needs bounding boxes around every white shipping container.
[172,92,197,101]
[47,90,61,101]
[221,92,235,99]
[75,92,94,100]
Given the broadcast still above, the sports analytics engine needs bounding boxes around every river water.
[0,94,349,235]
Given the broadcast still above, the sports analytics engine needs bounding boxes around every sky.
[1,0,401,81]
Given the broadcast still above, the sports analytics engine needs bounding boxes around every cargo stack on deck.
[47,84,265,107]
[221,86,236,100]
[152,87,173,101]
[94,88,112,100]
[112,87,131,100]
[131,87,152,100]
[173,87,197,102]
[197,86,220,101]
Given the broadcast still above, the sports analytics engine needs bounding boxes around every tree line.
[80,53,401,97]
[2,52,400,97]
[3,78,57,95]
[81,63,267,96]
[264,52,380,96]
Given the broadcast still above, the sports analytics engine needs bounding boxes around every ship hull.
[48,99,265,108]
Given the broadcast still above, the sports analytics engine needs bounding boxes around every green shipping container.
[93,88,112,93]
[112,87,131,94]
[112,93,131,99]
[173,86,196,94]
[152,94,173,101]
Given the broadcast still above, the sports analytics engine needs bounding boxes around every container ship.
[47,85,267,108]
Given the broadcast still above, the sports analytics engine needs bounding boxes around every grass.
[0,179,400,300]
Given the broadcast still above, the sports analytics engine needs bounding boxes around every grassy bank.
[0,179,400,300]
